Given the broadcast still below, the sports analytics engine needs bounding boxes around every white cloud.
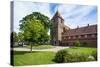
[55,4,97,28]
[31,2,52,18]
[14,2,97,32]
[57,4,95,19]
[14,1,51,32]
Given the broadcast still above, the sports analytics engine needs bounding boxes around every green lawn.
[65,47,97,55]
[26,45,55,49]
[13,51,56,66]
[13,47,97,66]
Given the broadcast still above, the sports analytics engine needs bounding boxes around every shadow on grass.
[52,59,57,63]
[52,56,63,63]
[12,51,40,55]
[52,58,64,63]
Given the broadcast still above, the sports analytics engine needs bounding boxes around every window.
[66,36,68,39]
[81,35,84,38]
[84,35,87,38]
[91,34,95,38]
[76,35,78,38]
[68,36,71,39]
[87,34,91,38]
[78,35,81,38]
[71,36,73,39]
[62,37,65,39]
[73,36,76,39]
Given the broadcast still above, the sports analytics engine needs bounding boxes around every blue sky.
[14,1,97,32]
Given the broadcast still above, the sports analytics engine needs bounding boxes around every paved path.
[12,46,69,52]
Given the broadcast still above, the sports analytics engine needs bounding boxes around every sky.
[14,1,97,32]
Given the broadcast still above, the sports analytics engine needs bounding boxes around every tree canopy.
[22,19,44,43]
[20,12,51,31]
[19,12,51,45]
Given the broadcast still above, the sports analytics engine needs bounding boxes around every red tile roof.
[63,24,97,36]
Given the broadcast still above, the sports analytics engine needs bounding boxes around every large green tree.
[20,19,44,51]
[23,19,44,43]
[38,30,50,45]
[20,12,51,31]
[19,12,51,43]
[19,12,51,51]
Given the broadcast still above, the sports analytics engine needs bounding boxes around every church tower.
[50,10,64,46]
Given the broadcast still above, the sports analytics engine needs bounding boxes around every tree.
[38,30,50,45]
[19,12,51,45]
[18,32,24,42]
[18,32,24,46]
[20,12,51,31]
[74,40,81,47]
[12,32,18,47]
[20,19,44,52]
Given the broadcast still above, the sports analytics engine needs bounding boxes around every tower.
[50,11,64,46]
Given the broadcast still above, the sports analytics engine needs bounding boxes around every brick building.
[50,11,97,47]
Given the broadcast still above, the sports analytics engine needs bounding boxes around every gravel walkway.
[12,46,69,52]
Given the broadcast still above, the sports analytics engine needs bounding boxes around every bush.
[91,50,97,60]
[64,53,78,62]
[74,40,81,47]
[88,55,95,61]
[82,42,88,47]
[64,53,89,62]
[54,49,96,63]
[54,50,68,63]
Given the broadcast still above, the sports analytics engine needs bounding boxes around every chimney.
[77,26,79,29]
[87,24,89,27]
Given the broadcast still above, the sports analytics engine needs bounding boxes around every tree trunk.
[30,42,32,52]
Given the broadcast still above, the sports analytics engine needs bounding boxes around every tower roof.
[52,10,64,20]
[55,10,61,17]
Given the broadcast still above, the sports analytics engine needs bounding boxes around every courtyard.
[12,46,97,66]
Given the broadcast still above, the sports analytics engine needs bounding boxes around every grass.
[13,47,97,66]
[13,51,56,66]
[64,47,97,55]
[26,45,55,49]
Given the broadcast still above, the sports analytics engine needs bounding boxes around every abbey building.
[50,11,97,47]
